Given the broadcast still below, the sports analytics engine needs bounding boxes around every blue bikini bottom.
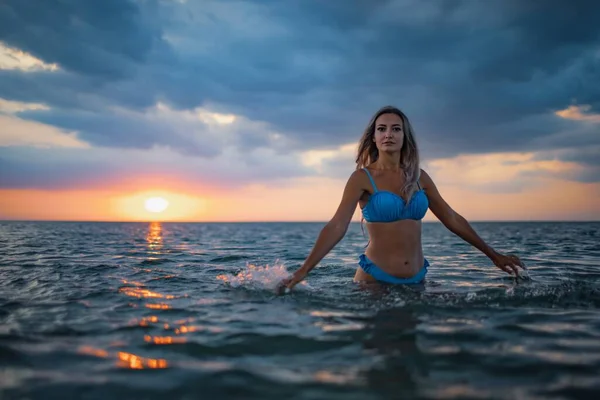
[358,254,428,284]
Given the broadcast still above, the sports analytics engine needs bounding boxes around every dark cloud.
[0,0,167,79]
[0,145,315,190]
[519,165,600,185]
[0,0,599,185]
[0,68,157,111]
[534,146,600,168]
[0,147,138,189]
[16,107,222,157]
[572,167,600,183]
[181,0,600,137]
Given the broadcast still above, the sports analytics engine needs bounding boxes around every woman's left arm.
[419,169,525,276]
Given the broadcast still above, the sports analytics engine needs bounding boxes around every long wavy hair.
[356,105,421,201]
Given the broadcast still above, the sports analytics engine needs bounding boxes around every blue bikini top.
[360,168,429,223]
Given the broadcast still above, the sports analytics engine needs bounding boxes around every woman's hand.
[491,251,526,276]
[275,271,306,295]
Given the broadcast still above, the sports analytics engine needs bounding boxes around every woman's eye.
[393,127,402,132]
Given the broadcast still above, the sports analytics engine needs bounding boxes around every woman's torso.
[356,167,428,280]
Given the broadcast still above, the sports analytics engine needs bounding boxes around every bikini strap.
[362,168,378,192]
[417,180,422,190]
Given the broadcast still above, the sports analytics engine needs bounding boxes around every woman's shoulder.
[345,168,372,190]
[418,168,436,189]
[349,167,367,182]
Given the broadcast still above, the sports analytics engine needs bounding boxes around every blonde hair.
[356,105,421,200]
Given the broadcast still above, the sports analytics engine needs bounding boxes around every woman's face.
[373,113,404,153]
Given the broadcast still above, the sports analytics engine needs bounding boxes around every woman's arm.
[279,170,365,291]
[420,169,524,275]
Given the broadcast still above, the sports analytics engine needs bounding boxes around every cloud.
[0,0,599,189]
[544,146,600,167]
[16,100,299,156]
[0,0,166,79]
[530,145,600,183]
[0,98,48,113]
[16,102,226,156]
[0,42,59,72]
[0,113,89,148]
[556,105,600,123]
[0,140,316,191]
[426,150,600,195]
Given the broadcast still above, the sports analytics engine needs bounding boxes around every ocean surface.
[0,221,599,399]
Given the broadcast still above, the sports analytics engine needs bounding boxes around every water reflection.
[145,303,171,310]
[77,346,169,369]
[119,286,175,299]
[144,335,187,344]
[117,351,168,369]
[130,315,159,327]
[78,346,108,358]
[362,308,428,395]
[146,221,163,253]
[313,369,361,385]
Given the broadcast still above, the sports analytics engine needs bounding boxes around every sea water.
[0,221,599,399]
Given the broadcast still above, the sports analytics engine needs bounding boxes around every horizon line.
[0,219,598,224]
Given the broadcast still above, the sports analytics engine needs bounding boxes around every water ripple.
[0,221,598,400]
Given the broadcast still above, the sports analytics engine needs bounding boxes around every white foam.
[216,262,309,292]
[517,267,531,280]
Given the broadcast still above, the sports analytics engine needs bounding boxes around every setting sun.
[144,197,169,213]
[110,191,207,221]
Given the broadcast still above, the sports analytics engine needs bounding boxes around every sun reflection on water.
[77,312,227,372]
[78,346,108,358]
[313,370,360,385]
[144,335,187,344]
[146,221,163,252]
[145,303,171,310]
[119,287,176,299]
[77,346,169,370]
[117,351,168,369]
[130,315,159,327]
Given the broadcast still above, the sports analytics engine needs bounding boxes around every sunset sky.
[0,0,599,222]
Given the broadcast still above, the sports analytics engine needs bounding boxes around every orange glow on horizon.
[0,154,599,223]
[0,187,208,221]
[113,190,206,221]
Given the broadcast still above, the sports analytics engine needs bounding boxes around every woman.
[278,105,525,292]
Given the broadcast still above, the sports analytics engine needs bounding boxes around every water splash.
[216,261,309,292]
[516,267,531,281]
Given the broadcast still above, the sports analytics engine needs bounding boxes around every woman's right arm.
[280,170,365,291]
